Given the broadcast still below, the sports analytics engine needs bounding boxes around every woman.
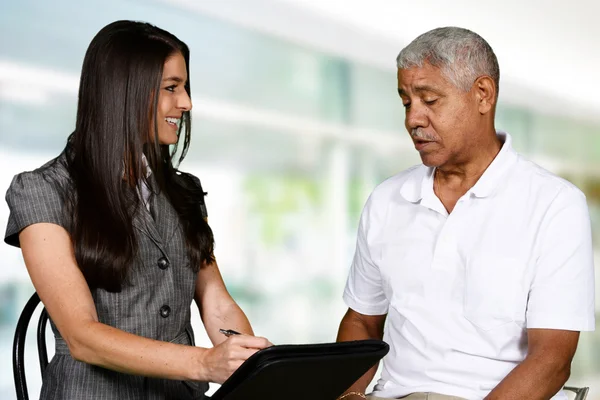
[4,20,269,399]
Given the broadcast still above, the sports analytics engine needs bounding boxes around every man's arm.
[485,328,579,400]
[487,188,594,399]
[336,308,387,399]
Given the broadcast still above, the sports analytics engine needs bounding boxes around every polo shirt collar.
[399,131,518,203]
[470,131,517,198]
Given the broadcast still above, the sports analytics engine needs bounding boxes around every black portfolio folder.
[208,339,389,400]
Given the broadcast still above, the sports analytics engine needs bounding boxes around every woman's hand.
[198,334,272,384]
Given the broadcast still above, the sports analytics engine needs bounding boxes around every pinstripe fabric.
[4,155,208,399]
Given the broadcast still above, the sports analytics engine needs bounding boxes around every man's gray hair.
[397,27,500,98]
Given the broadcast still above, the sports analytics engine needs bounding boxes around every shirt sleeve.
[526,187,595,331]
[343,195,389,315]
[4,170,69,248]
[188,174,208,219]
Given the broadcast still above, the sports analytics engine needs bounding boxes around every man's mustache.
[411,128,437,141]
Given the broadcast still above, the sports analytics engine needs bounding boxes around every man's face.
[397,63,480,168]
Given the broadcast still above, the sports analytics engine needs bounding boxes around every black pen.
[219,328,241,337]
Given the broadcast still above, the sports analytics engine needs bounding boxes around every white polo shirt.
[343,132,595,400]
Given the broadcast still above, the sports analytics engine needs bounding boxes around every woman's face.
[155,52,192,145]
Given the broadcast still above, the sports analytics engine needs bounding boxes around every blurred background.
[1,0,600,398]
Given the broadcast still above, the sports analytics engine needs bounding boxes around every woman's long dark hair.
[63,20,214,292]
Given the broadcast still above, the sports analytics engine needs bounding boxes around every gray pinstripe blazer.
[5,154,209,399]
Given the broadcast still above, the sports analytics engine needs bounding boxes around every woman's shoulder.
[4,152,72,247]
[170,170,208,218]
[171,170,207,199]
[9,152,71,192]
[175,170,203,188]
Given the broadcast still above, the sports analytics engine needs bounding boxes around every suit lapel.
[152,187,180,246]
[130,174,180,257]
[132,204,166,252]
[130,174,169,254]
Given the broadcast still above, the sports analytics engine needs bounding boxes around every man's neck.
[436,134,502,191]
[434,133,502,213]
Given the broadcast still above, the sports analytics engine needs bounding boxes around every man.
[336,27,595,400]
